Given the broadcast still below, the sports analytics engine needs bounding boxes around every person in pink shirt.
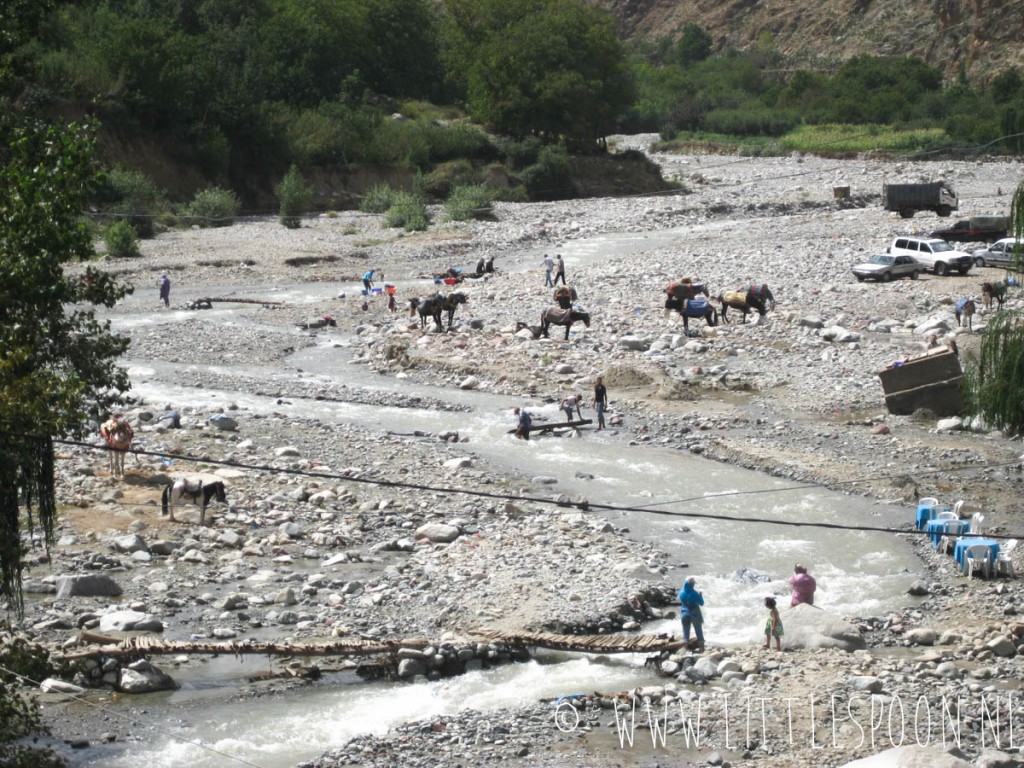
[789,564,816,607]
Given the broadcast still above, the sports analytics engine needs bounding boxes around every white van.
[972,237,1024,269]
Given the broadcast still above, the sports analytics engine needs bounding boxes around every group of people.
[678,564,817,652]
[542,254,566,287]
[513,376,609,440]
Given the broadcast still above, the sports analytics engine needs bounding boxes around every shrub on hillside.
[185,187,240,228]
[418,122,494,163]
[492,136,543,171]
[276,165,313,229]
[384,191,429,231]
[102,169,164,239]
[360,184,395,214]
[444,184,493,222]
[104,220,140,258]
[520,145,573,201]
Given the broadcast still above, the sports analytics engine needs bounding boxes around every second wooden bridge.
[58,628,684,661]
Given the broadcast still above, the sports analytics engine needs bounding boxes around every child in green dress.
[763,597,783,650]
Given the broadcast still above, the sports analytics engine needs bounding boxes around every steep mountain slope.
[594,0,1023,83]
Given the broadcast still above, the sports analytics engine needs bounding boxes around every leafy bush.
[520,145,573,201]
[417,121,494,163]
[184,187,240,228]
[371,119,431,168]
[276,165,313,229]
[360,184,396,214]
[444,184,493,222]
[104,220,140,258]
[102,169,164,239]
[384,191,429,231]
[1,626,64,767]
[493,136,543,171]
[702,107,797,137]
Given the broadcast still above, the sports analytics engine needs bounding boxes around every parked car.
[887,236,973,276]
[972,237,1024,269]
[852,253,921,282]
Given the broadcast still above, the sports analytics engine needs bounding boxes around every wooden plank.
[506,419,593,435]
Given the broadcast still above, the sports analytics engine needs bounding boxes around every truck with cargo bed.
[883,182,958,218]
[930,215,1009,243]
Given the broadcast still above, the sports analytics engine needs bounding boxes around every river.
[70,224,923,768]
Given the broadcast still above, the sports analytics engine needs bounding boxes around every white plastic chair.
[919,497,939,507]
[952,500,965,518]
[935,510,958,521]
[964,544,992,579]
[996,539,1018,578]
[938,521,962,554]
[969,512,985,534]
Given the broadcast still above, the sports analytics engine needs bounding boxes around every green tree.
[276,163,313,228]
[967,178,1024,433]
[1,114,133,611]
[675,23,712,66]
[442,0,634,146]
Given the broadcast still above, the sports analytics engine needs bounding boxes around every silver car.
[972,237,1024,268]
[852,253,921,282]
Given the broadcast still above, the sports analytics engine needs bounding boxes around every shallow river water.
[73,223,925,767]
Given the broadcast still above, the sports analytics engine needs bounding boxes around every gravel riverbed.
[17,139,1024,768]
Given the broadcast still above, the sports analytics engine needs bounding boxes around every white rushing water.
[81,653,657,768]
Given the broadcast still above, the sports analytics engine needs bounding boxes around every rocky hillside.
[594,0,1023,84]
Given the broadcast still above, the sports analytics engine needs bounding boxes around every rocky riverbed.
[13,139,1024,768]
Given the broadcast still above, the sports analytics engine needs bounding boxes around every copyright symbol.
[554,700,580,732]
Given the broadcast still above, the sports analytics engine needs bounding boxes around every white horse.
[160,478,228,525]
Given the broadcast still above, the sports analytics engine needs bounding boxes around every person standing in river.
[678,576,705,651]
[513,406,532,440]
[594,376,608,430]
[159,274,171,307]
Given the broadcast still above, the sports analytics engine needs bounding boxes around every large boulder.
[768,603,866,652]
[840,745,971,767]
[414,523,461,543]
[98,610,164,633]
[117,661,178,694]
[56,574,122,598]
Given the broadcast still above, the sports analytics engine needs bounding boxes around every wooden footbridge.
[57,628,683,661]
[506,418,593,435]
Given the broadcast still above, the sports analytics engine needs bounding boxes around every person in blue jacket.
[679,576,705,651]
[363,269,376,292]
[513,407,532,440]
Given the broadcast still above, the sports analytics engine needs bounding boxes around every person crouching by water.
[513,407,532,440]
[560,393,583,422]
[678,576,705,652]
[788,563,816,607]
